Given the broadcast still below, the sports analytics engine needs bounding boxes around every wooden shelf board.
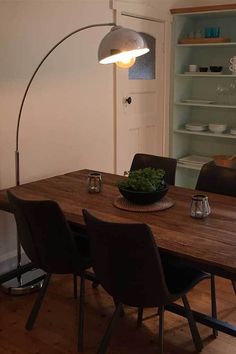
[171,4,236,15]
[177,42,236,47]
[179,37,230,45]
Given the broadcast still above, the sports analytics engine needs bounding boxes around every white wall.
[0,0,114,190]
[0,0,114,266]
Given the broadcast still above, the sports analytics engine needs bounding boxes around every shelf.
[176,74,235,78]
[177,42,236,47]
[171,4,236,15]
[179,37,231,45]
[175,129,236,139]
[171,7,236,188]
[176,102,236,108]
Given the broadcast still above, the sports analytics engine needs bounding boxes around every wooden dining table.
[0,169,235,336]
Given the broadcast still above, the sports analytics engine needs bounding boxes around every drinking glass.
[87,172,103,193]
[211,27,220,38]
[204,27,220,38]
[204,27,212,38]
[216,84,230,104]
[190,195,211,219]
[229,83,236,105]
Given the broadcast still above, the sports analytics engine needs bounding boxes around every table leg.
[140,303,236,337]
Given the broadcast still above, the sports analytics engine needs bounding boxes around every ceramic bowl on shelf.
[230,128,236,135]
[208,123,227,133]
[210,66,223,72]
[199,67,208,72]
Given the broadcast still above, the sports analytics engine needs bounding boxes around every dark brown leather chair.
[130,153,177,185]
[196,161,236,197]
[7,191,95,352]
[83,210,209,354]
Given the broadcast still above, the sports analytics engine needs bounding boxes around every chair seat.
[161,254,209,296]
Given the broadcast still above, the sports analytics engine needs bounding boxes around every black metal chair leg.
[137,307,143,327]
[25,273,51,330]
[182,295,203,352]
[78,273,85,352]
[158,306,165,354]
[232,280,236,295]
[92,280,100,289]
[73,274,78,299]
[113,298,125,317]
[211,275,218,337]
[97,302,123,354]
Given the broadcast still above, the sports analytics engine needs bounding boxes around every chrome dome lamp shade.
[98,26,150,65]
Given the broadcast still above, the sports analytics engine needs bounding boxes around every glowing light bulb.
[116,57,136,69]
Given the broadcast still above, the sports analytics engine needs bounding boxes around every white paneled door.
[116,15,165,175]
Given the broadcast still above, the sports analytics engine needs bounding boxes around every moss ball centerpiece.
[118,168,168,205]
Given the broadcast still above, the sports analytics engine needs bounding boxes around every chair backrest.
[196,162,236,197]
[83,210,171,308]
[130,153,177,185]
[8,191,80,274]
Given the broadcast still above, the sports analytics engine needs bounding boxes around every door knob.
[124,96,132,104]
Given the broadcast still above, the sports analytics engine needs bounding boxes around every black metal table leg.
[166,303,236,337]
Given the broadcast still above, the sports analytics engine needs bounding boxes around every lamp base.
[1,268,45,295]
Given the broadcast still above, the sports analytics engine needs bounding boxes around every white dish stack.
[178,155,213,169]
[185,123,208,131]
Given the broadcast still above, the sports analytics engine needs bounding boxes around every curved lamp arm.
[15,22,115,186]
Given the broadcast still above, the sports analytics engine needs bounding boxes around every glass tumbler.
[87,172,102,193]
[190,194,211,219]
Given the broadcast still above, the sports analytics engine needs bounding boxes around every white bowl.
[209,123,227,133]
[230,128,236,135]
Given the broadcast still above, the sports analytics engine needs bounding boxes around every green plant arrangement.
[118,168,166,192]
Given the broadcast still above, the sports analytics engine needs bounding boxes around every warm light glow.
[116,57,136,68]
[99,48,149,65]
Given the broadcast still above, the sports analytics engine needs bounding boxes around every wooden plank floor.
[0,275,235,354]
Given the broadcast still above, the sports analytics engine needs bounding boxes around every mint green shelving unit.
[170,7,236,188]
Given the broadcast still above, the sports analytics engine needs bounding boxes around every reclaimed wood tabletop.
[0,169,235,280]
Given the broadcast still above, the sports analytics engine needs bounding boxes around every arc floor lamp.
[3,22,149,294]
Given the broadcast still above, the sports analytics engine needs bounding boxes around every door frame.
[112,0,171,173]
